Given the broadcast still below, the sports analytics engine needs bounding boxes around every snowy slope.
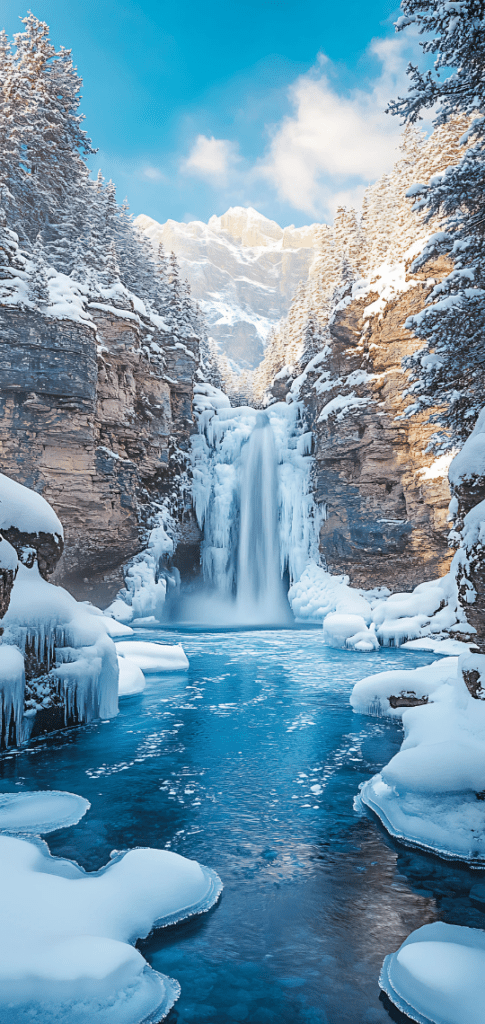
[135,207,319,368]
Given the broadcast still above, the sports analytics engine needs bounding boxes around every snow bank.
[288,562,372,622]
[115,641,189,674]
[380,922,485,1024]
[0,472,63,539]
[290,560,469,648]
[117,656,146,696]
[0,790,222,1024]
[351,657,459,718]
[354,654,485,861]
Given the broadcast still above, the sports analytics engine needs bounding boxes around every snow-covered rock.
[354,654,485,862]
[380,922,485,1024]
[136,207,319,368]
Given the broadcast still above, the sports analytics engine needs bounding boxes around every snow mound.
[0,790,223,1024]
[288,563,372,623]
[118,656,146,696]
[380,922,485,1024]
[115,641,189,673]
[290,560,469,647]
[0,472,63,538]
[0,791,89,834]
[351,657,459,718]
[323,613,376,650]
[354,655,485,862]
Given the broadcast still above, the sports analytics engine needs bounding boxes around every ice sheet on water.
[115,640,189,673]
[0,790,89,834]
[0,790,222,1024]
[380,922,485,1024]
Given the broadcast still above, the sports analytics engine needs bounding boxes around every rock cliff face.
[0,306,200,605]
[291,259,454,591]
[136,207,319,369]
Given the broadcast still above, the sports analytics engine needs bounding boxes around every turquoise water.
[1,629,484,1024]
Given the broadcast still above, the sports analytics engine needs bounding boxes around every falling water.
[236,412,291,624]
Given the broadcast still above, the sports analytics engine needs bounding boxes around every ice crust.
[0,791,89,834]
[115,641,189,673]
[380,922,485,1024]
[353,655,485,862]
[0,790,222,1023]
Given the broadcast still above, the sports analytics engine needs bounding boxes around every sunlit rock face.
[136,207,319,368]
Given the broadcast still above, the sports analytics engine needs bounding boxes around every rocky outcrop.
[294,258,454,591]
[0,306,200,605]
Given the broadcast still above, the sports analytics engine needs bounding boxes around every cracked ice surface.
[0,789,222,1023]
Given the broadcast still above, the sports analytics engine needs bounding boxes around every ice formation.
[115,640,189,674]
[380,922,485,1024]
[0,789,222,1024]
[117,655,146,696]
[190,382,318,623]
[353,654,485,862]
[106,522,176,625]
[2,563,119,739]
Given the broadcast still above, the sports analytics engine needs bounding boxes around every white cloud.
[182,135,240,184]
[142,166,164,181]
[256,33,422,216]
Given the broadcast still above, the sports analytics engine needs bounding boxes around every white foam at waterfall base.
[189,383,318,625]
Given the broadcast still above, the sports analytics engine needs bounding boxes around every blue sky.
[1,1,422,227]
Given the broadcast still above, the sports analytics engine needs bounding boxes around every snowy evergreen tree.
[388,0,485,443]
[28,233,50,307]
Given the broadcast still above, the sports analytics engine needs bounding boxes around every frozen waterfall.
[190,383,319,625]
[236,412,290,624]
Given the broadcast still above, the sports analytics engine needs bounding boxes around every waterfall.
[236,412,291,624]
[189,383,319,625]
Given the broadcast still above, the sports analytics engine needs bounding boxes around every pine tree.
[388,0,485,443]
[28,234,50,307]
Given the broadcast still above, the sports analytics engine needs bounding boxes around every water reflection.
[0,630,476,1023]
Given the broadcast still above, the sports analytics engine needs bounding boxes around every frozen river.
[2,629,484,1024]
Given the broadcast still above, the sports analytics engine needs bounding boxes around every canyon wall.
[0,306,200,606]
[283,260,454,591]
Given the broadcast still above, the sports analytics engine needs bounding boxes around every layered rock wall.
[0,306,200,605]
[295,260,454,591]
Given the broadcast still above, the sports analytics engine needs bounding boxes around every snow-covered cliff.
[135,207,319,369]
